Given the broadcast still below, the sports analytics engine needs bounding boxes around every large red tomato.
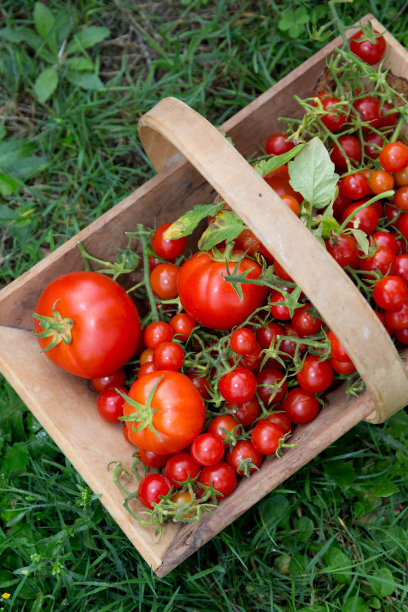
[177,251,267,330]
[34,271,141,378]
[123,370,205,454]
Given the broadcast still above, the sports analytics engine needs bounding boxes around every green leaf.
[34,66,58,103]
[288,137,339,209]
[347,229,369,255]
[0,27,30,43]
[325,546,352,584]
[65,70,104,90]
[0,204,20,222]
[2,442,29,476]
[254,144,304,177]
[11,155,49,178]
[0,175,20,196]
[320,217,340,239]
[34,2,56,47]
[0,122,6,142]
[370,478,399,498]
[368,568,395,597]
[260,493,290,529]
[325,461,356,489]
[342,596,369,612]
[164,203,223,239]
[0,570,18,589]
[0,139,35,168]
[294,516,314,542]
[198,210,244,251]
[65,26,110,55]
[64,56,94,72]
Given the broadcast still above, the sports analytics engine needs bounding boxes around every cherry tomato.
[123,370,205,454]
[34,272,141,379]
[373,276,408,311]
[177,250,267,330]
[144,321,174,349]
[138,473,171,509]
[269,291,291,320]
[384,301,408,330]
[281,194,300,216]
[330,135,362,171]
[358,246,396,277]
[325,233,359,268]
[191,433,225,466]
[219,367,257,403]
[340,172,370,200]
[363,131,384,159]
[353,96,382,129]
[150,263,179,299]
[341,201,379,235]
[256,368,287,406]
[265,133,294,155]
[234,229,273,262]
[394,187,408,212]
[330,357,356,375]
[349,29,386,65]
[226,441,263,475]
[164,452,201,487]
[186,371,211,399]
[208,414,241,441]
[282,388,319,424]
[328,330,351,362]
[138,448,170,468]
[230,327,257,355]
[378,102,399,129]
[263,174,302,203]
[264,412,292,436]
[316,95,348,132]
[137,362,158,378]
[153,341,185,371]
[296,355,333,394]
[251,421,283,455]
[369,170,394,195]
[169,312,196,341]
[225,397,261,427]
[256,321,283,349]
[152,222,187,261]
[291,303,322,336]
[395,167,408,187]
[91,368,126,393]
[395,254,408,283]
[380,142,408,173]
[198,462,237,498]
[96,387,127,423]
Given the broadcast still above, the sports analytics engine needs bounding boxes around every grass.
[1,0,408,610]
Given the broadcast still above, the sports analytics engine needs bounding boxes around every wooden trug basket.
[1,15,408,577]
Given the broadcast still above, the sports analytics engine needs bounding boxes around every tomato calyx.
[33,300,74,352]
[118,375,164,440]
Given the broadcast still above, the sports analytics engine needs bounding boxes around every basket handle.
[138,97,408,423]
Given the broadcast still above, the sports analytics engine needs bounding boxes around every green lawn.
[1,1,408,610]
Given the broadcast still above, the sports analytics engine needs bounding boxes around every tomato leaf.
[347,228,369,255]
[288,137,339,209]
[198,210,244,251]
[254,144,304,176]
[164,202,223,239]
